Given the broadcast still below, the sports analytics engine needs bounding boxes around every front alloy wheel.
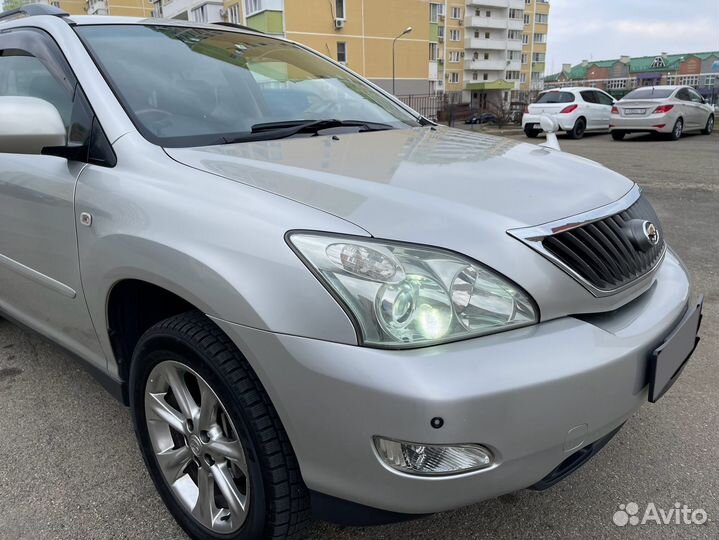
[670,118,683,140]
[145,361,249,533]
[130,312,310,540]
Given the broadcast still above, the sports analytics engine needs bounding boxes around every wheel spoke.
[160,364,198,422]
[207,437,247,473]
[156,446,192,483]
[191,467,215,528]
[146,392,186,434]
[212,462,247,521]
[197,382,219,432]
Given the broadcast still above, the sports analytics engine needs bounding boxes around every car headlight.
[288,232,538,348]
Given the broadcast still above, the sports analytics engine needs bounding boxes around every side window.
[688,89,703,103]
[580,90,597,103]
[0,53,73,129]
[676,89,690,101]
[595,91,614,106]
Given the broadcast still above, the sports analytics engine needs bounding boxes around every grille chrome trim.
[508,185,667,298]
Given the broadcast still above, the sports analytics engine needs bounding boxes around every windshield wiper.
[219,119,395,145]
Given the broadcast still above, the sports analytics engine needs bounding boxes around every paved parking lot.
[0,130,717,540]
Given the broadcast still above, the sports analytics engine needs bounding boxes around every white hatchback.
[523,87,616,139]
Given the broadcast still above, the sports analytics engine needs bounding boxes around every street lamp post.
[392,26,413,95]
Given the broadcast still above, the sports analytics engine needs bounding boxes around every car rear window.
[623,87,675,99]
[536,91,575,104]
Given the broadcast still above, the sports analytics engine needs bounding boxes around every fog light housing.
[373,437,493,476]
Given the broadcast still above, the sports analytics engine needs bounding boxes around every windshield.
[536,91,575,104]
[623,87,675,100]
[76,25,420,147]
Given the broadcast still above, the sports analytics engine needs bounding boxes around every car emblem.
[643,221,659,246]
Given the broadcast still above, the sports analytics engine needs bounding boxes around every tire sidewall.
[129,333,267,540]
[571,118,585,139]
[671,118,683,140]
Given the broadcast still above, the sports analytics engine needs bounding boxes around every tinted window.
[595,91,614,106]
[580,91,597,103]
[687,89,704,103]
[536,91,574,104]
[77,25,419,147]
[623,87,674,99]
[0,54,73,128]
[676,89,691,101]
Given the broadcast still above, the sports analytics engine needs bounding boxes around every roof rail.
[211,21,265,34]
[0,4,70,23]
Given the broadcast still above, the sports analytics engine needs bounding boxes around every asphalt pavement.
[1,130,717,540]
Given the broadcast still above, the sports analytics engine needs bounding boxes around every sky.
[546,0,719,74]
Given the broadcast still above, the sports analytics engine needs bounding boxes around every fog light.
[373,437,493,476]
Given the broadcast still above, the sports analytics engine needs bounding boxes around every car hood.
[166,126,632,233]
[167,126,642,316]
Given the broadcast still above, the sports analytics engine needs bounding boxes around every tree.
[2,0,28,10]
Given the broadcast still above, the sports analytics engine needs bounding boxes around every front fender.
[75,134,364,376]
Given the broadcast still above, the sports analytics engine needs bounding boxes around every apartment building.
[9,0,154,17]
[520,0,548,91]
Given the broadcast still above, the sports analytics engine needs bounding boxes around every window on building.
[650,56,665,68]
[473,51,479,60]
[438,26,444,39]
[705,74,716,86]
[450,72,460,83]
[485,10,491,17]
[484,31,490,39]
[473,72,478,80]
[520,72,527,83]
[532,52,545,63]
[244,0,261,16]
[522,34,529,44]
[483,73,488,80]
[430,3,440,23]
[335,0,346,19]
[336,41,347,63]
[449,50,461,63]
[521,53,528,64]
[607,78,627,90]
[533,33,546,43]
[531,71,541,81]
[523,13,530,24]
[506,70,520,79]
[227,3,242,24]
[191,4,208,22]
[429,43,438,61]
[680,75,699,86]
[451,6,462,19]
[535,13,548,24]
[508,50,519,60]
[525,0,531,4]
[509,8,522,19]
[508,30,521,40]
[449,29,460,41]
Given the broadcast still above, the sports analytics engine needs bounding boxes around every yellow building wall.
[58,0,153,16]
[521,0,550,91]
[283,0,431,81]
[443,1,464,92]
[59,0,86,15]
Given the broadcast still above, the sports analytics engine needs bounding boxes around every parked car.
[610,85,715,140]
[0,6,703,540]
[465,112,498,125]
[522,87,616,139]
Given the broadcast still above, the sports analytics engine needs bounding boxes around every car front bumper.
[211,249,691,516]
[610,112,678,133]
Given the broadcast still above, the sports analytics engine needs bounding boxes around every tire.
[702,115,714,135]
[129,311,310,540]
[524,127,540,138]
[611,131,626,141]
[669,118,683,140]
[567,117,586,139]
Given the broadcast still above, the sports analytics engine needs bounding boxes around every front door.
[0,28,105,367]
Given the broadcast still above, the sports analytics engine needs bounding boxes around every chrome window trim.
[507,184,667,298]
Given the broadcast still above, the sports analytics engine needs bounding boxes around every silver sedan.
[610,85,715,140]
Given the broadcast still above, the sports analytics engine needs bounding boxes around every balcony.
[464,16,523,31]
[467,0,524,8]
[465,37,523,51]
[464,59,508,71]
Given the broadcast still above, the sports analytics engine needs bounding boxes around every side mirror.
[0,96,66,155]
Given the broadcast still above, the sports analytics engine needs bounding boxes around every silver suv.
[0,7,703,540]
